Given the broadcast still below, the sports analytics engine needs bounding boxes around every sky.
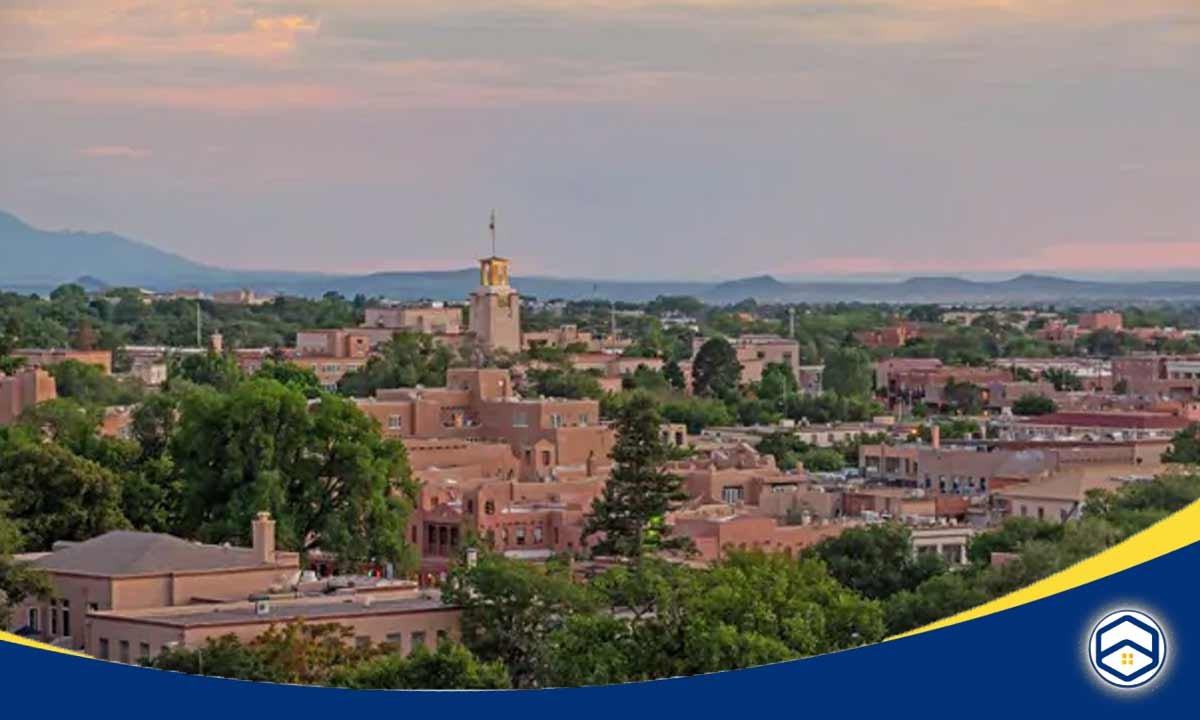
[2,1,1199,281]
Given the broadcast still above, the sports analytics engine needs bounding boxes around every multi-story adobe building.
[859,435,1168,494]
[855,323,921,350]
[12,348,113,375]
[0,367,57,425]
[6,513,460,661]
[354,367,614,482]
[364,303,465,335]
[1112,354,1200,401]
[1078,311,1124,332]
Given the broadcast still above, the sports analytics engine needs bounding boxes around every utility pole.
[789,306,796,339]
[196,302,202,349]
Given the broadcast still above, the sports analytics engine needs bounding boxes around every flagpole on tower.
[489,210,496,257]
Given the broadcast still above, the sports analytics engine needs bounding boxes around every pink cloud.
[80,145,150,159]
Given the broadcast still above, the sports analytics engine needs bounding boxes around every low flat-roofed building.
[13,348,112,374]
[87,590,460,664]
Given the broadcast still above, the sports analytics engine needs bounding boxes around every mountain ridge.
[2,210,1199,304]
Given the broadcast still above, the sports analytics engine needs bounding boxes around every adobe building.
[469,256,521,354]
[0,367,57,425]
[8,513,299,653]
[364,304,464,335]
[7,513,461,663]
[354,367,614,482]
[1078,311,1124,332]
[1112,354,1200,401]
[12,348,113,375]
[87,591,459,664]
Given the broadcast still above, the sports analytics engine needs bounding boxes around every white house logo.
[1087,610,1167,689]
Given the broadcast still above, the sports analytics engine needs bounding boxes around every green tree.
[337,332,453,397]
[172,379,417,570]
[822,347,874,398]
[442,552,596,688]
[1012,393,1057,416]
[527,367,604,399]
[49,359,144,407]
[255,359,322,398]
[1042,367,1083,391]
[0,439,129,550]
[800,447,846,472]
[332,642,510,690]
[883,571,989,635]
[659,396,734,433]
[663,359,686,390]
[0,501,52,626]
[1163,424,1200,465]
[691,337,741,398]
[808,524,945,600]
[585,392,689,558]
[169,351,244,391]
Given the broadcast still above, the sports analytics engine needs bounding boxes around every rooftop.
[33,530,295,577]
[91,592,452,629]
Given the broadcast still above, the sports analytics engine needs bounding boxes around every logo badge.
[1088,609,1166,688]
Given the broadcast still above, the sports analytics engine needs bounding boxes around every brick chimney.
[251,511,276,564]
[931,423,941,450]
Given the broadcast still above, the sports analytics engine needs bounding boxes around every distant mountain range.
[3,209,1199,305]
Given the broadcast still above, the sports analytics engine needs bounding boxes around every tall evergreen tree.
[691,337,741,398]
[585,392,689,558]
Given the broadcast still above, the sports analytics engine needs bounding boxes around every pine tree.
[585,392,689,558]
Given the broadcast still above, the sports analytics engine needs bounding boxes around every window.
[119,640,130,664]
[533,526,544,543]
[540,450,552,466]
[387,415,402,430]
[1037,507,1045,521]
[50,603,58,636]
[410,631,427,652]
[386,633,405,647]
[579,413,589,426]
[62,603,70,638]
[515,526,526,546]
[513,412,529,428]
[27,608,38,632]
[98,638,110,660]
[484,500,495,515]
[437,629,448,645]
[550,413,562,428]
[139,643,151,661]
[355,636,371,650]
[722,486,744,504]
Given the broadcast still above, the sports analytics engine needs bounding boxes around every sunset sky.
[2,1,1198,280]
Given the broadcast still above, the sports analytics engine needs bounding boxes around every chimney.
[251,511,276,564]
[931,424,941,450]
[209,332,224,353]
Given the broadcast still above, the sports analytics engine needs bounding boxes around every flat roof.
[92,594,453,629]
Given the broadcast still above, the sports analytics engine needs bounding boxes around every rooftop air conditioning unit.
[254,599,271,616]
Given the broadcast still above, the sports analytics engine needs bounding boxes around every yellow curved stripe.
[889,498,1200,640]
[0,630,88,656]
